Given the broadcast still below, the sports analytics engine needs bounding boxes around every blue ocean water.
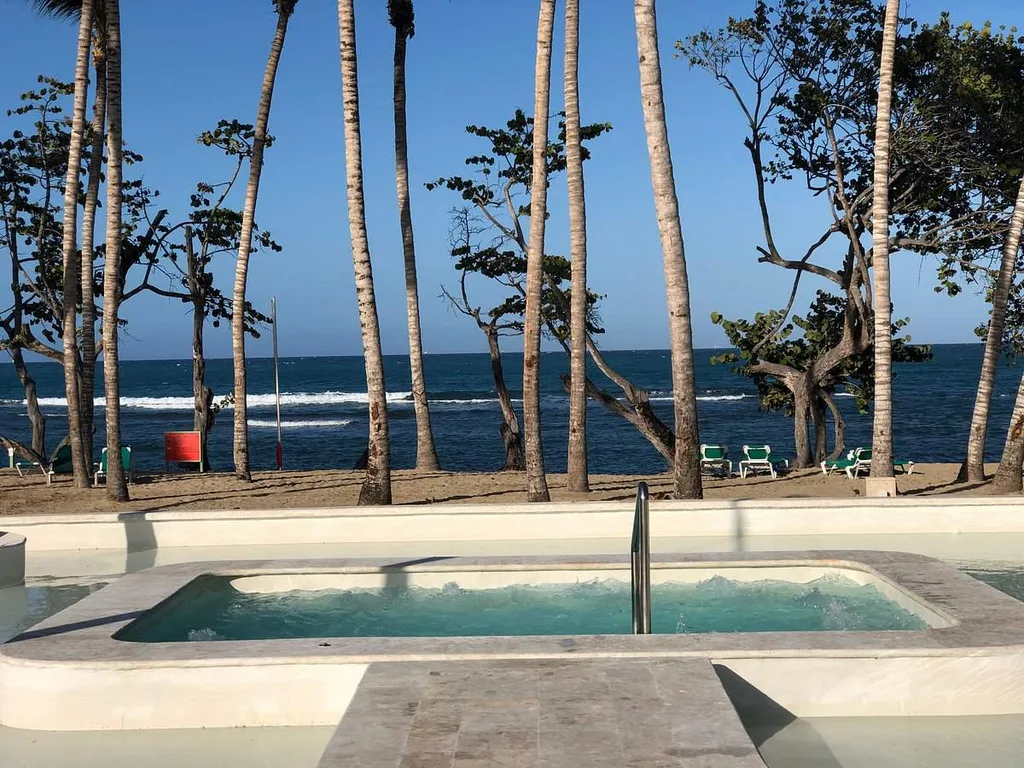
[0,344,1018,474]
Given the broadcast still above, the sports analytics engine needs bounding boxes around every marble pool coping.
[6,549,1024,728]
[2,549,1019,664]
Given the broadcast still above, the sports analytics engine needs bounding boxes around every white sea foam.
[649,393,752,402]
[249,419,353,429]
[13,389,755,410]
[31,391,415,410]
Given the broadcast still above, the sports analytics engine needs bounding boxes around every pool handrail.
[631,481,652,634]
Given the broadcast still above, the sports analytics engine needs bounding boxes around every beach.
[0,462,1003,516]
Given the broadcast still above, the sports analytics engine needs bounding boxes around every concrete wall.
[0,533,25,587]
[3,496,1024,552]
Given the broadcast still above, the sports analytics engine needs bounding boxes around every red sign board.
[165,431,202,466]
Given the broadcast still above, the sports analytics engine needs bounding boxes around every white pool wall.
[6,496,1024,553]
[228,563,951,627]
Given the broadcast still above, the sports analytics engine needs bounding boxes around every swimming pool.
[116,570,928,642]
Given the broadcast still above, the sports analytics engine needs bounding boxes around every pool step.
[317,658,766,767]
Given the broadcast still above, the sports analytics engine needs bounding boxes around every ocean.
[0,344,1018,474]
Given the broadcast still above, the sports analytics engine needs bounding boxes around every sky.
[0,0,1019,361]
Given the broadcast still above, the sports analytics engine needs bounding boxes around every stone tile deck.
[317,659,765,767]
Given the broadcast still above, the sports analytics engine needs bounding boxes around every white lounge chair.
[739,445,789,479]
[699,444,732,477]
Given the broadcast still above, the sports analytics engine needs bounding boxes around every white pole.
[272,297,283,470]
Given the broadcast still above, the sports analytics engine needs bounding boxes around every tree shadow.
[117,512,158,573]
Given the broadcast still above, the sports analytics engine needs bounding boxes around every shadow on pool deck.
[715,664,843,766]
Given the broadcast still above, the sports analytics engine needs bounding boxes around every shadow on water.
[381,556,453,591]
[118,512,158,572]
[714,664,843,767]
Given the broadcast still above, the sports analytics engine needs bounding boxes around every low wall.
[1,496,1023,552]
[0,533,26,586]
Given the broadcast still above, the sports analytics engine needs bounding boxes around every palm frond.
[31,0,84,21]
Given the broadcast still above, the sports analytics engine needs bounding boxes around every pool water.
[118,573,927,642]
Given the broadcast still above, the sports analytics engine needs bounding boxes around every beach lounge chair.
[843,448,915,478]
[821,449,858,476]
[738,445,789,479]
[94,446,134,487]
[15,444,74,485]
[699,444,732,477]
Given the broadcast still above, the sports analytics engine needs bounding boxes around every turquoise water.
[117,574,927,642]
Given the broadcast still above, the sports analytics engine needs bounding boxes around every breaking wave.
[30,391,415,410]
[248,419,353,429]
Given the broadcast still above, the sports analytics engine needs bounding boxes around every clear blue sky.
[1,0,1016,360]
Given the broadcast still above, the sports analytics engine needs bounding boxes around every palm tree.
[959,175,1024,482]
[388,0,439,472]
[869,0,901,492]
[79,18,107,473]
[339,0,391,505]
[33,1,109,474]
[523,0,557,503]
[230,0,299,482]
[101,0,127,501]
[565,0,589,493]
[37,0,95,487]
[993,372,1024,493]
[633,0,702,499]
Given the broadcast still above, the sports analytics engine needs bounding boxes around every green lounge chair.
[739,445,789,479]
[844,448,915,478]
[821,449,859,476]
[93,446,134,487]
[699,444,732,477]
[15,444,74,486]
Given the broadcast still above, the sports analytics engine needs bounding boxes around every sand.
[0,462,1007,516]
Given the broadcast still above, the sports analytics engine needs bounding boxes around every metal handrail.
[630,481,652,634]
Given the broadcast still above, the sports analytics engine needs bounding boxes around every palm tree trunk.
[994,371,1024,493]
[391,8,439,471]
[523,0,556,503]
[80,50,106,473]
[565,0,589,493]
[633,0,702,499]
[59,0,95,488]
[231,2,296,482]
[869,0,900,484]
[339,0,391,505]
[960,175,1024,482]
[101,0,128,502]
